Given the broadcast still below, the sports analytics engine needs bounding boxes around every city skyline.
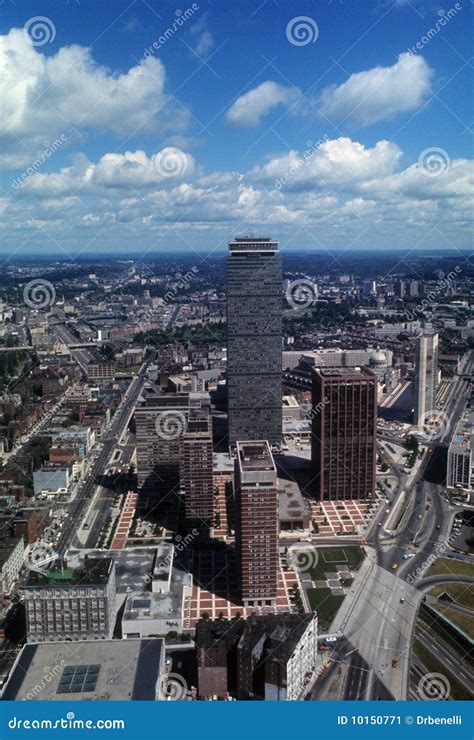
[0,0,472,721]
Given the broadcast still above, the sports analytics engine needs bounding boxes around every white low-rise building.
[0,538,25,597]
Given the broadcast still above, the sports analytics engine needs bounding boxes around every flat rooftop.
[66,547,169,594]
[278,479,311,522]
[1,638,164,701]
[449,411,474,454]
[236,440,275,471]
[212,452,235,475]
[315,367,375,380]
[65,547,189,632]
[24,557,113,588]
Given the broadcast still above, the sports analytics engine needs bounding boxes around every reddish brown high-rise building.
[181,405,214,537]
[311,368,377,501]
[234,441,278,607]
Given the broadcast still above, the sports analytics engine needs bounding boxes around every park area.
[304,546,366,625]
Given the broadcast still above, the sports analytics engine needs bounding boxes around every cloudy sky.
[0,0,472,258]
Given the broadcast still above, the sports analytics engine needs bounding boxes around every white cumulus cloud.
[319,53,433,126]
[0,28,188,168]
[226,81,300,128]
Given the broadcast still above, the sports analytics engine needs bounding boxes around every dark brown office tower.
[234,441,278,607]
[311,368,377,501]
[135,386,211,500]
[181,405,214,537]
[135,387,190,498]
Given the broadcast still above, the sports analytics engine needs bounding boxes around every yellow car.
[391,563,398,571]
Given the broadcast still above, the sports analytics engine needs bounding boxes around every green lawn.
[429,582,474,610]
[322,548,348,563]
[307,546,365,580]
[426,558,474,579]
[307,587,344,623]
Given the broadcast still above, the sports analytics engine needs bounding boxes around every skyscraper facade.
[311,368,377,501]
[414,331,439,427]
[181,404,214,537]
[234,441,278,607]
[135,387,190,498]
[226,238,282,448]
[135,387,211,499]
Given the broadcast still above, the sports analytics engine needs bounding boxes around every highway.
[53,322,96,371]
[316,352,473,701]
[416,623,474,691]
[379,362,472,581]
[57,361,149,555]
[328,553,424,699]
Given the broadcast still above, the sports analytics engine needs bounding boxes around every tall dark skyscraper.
[311,368,377,501]
[181,404,214,538]
[135,387,190,498]
[226,237,282,448]
[135,387,211,500]
[234,441,279,607]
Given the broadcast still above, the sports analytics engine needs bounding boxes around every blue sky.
[0,0,472,258]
